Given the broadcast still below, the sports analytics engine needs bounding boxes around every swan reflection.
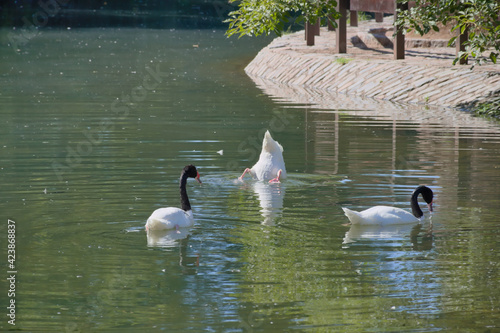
[343,222,433,250]
[252,181,285,226]
[146,228,191,248]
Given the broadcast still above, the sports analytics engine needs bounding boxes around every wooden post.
[394,0,405,59]
[456,26,468,65]
[328,15,335,31]
[375,12,384,22]
[336,0,347,53]
[350,10,358,27]
[306,21,315,46]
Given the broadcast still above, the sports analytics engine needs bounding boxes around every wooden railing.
[304,0,469,64]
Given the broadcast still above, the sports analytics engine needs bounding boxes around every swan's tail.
[342,207,363,225]
[263,130,284,153]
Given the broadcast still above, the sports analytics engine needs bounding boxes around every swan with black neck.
[342,185,434,225]
[146,165,201,231]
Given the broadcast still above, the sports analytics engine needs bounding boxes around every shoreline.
[244,19,500,110]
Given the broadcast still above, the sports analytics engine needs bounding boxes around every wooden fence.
[305,0,469,64]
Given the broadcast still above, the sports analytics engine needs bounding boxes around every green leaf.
[448,36,457,47]
[490,53,498,64]
[225,0,499,68]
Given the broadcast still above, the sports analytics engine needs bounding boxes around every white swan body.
[342,186,434,225]
[146,165,201,231]
[146,207,194,230]
[239,130,287,183]
[342,206,420,225]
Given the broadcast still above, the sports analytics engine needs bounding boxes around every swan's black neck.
[179,172,191,212]
[410,186,433,218]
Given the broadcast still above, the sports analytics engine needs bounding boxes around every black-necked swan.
[342,185,434,225]
[239,130,287,183]
[146,165,201,231]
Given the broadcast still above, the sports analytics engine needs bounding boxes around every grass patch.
[347,10,372,24]
[335,57,353,65]
[473,96,500,118]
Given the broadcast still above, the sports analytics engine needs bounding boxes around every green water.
[1,28,499,332]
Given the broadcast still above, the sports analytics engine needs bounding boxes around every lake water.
[1,27,499,332]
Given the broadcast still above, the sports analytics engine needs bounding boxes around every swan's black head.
[182,165,201,184]
[416,185,433,205]
[411,185,434,218]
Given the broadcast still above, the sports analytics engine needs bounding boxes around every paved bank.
[245,19,500,109]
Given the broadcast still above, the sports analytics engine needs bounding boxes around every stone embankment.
[245,18,500,109]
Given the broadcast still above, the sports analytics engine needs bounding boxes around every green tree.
[396,0,500,65]
[225,0,339,38]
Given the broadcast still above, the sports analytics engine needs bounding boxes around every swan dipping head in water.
[342,185,434,225]
[239,130,287,183]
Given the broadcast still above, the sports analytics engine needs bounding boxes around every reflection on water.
[249,75,500,133]
[344,222,419,244]
[1,27,500,332]
[247,181,285,226]
[343,221,434,249]
[146,228,191,247]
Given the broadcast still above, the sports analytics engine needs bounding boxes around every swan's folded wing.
[343,206,419,225]
[361,206,419,225]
